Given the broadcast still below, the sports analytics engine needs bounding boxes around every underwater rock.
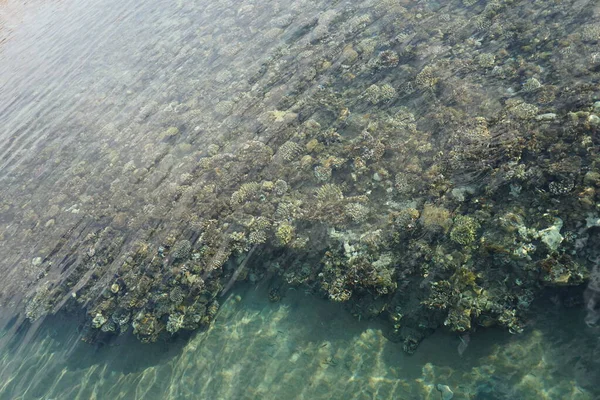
[538,254,588,287]
[586,215,600,228]
[535,113,557,121]
[538,218,563,251]
[436,384,454,400]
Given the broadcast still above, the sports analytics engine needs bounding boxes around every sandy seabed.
[0,282,596,400]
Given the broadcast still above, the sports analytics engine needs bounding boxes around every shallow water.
[0,284,597,400]
[1,0,600,398]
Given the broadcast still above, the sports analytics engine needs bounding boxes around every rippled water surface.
[1,0,600,398]
[0,285,598,399]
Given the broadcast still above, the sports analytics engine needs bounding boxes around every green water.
[1,0,600,398]
[0,284,596,399]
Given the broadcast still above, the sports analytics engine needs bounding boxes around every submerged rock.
[538,218,563,251]
[436,384,454,400]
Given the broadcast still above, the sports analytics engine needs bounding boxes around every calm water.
[0,284,598,399]
[1,0,600,398]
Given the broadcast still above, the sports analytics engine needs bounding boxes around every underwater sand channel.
[0,283,597,400]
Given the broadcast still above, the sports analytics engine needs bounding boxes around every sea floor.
[0,283,597,400]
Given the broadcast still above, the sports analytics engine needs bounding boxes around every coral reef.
[1,0,597,353]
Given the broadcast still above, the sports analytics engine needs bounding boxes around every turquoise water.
[0,284,597,399]
[1,0,600,398]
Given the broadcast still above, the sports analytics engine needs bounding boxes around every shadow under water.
[0,283,597,400]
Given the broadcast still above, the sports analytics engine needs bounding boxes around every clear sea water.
[1,284,598,399]
[1,0,599,398]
